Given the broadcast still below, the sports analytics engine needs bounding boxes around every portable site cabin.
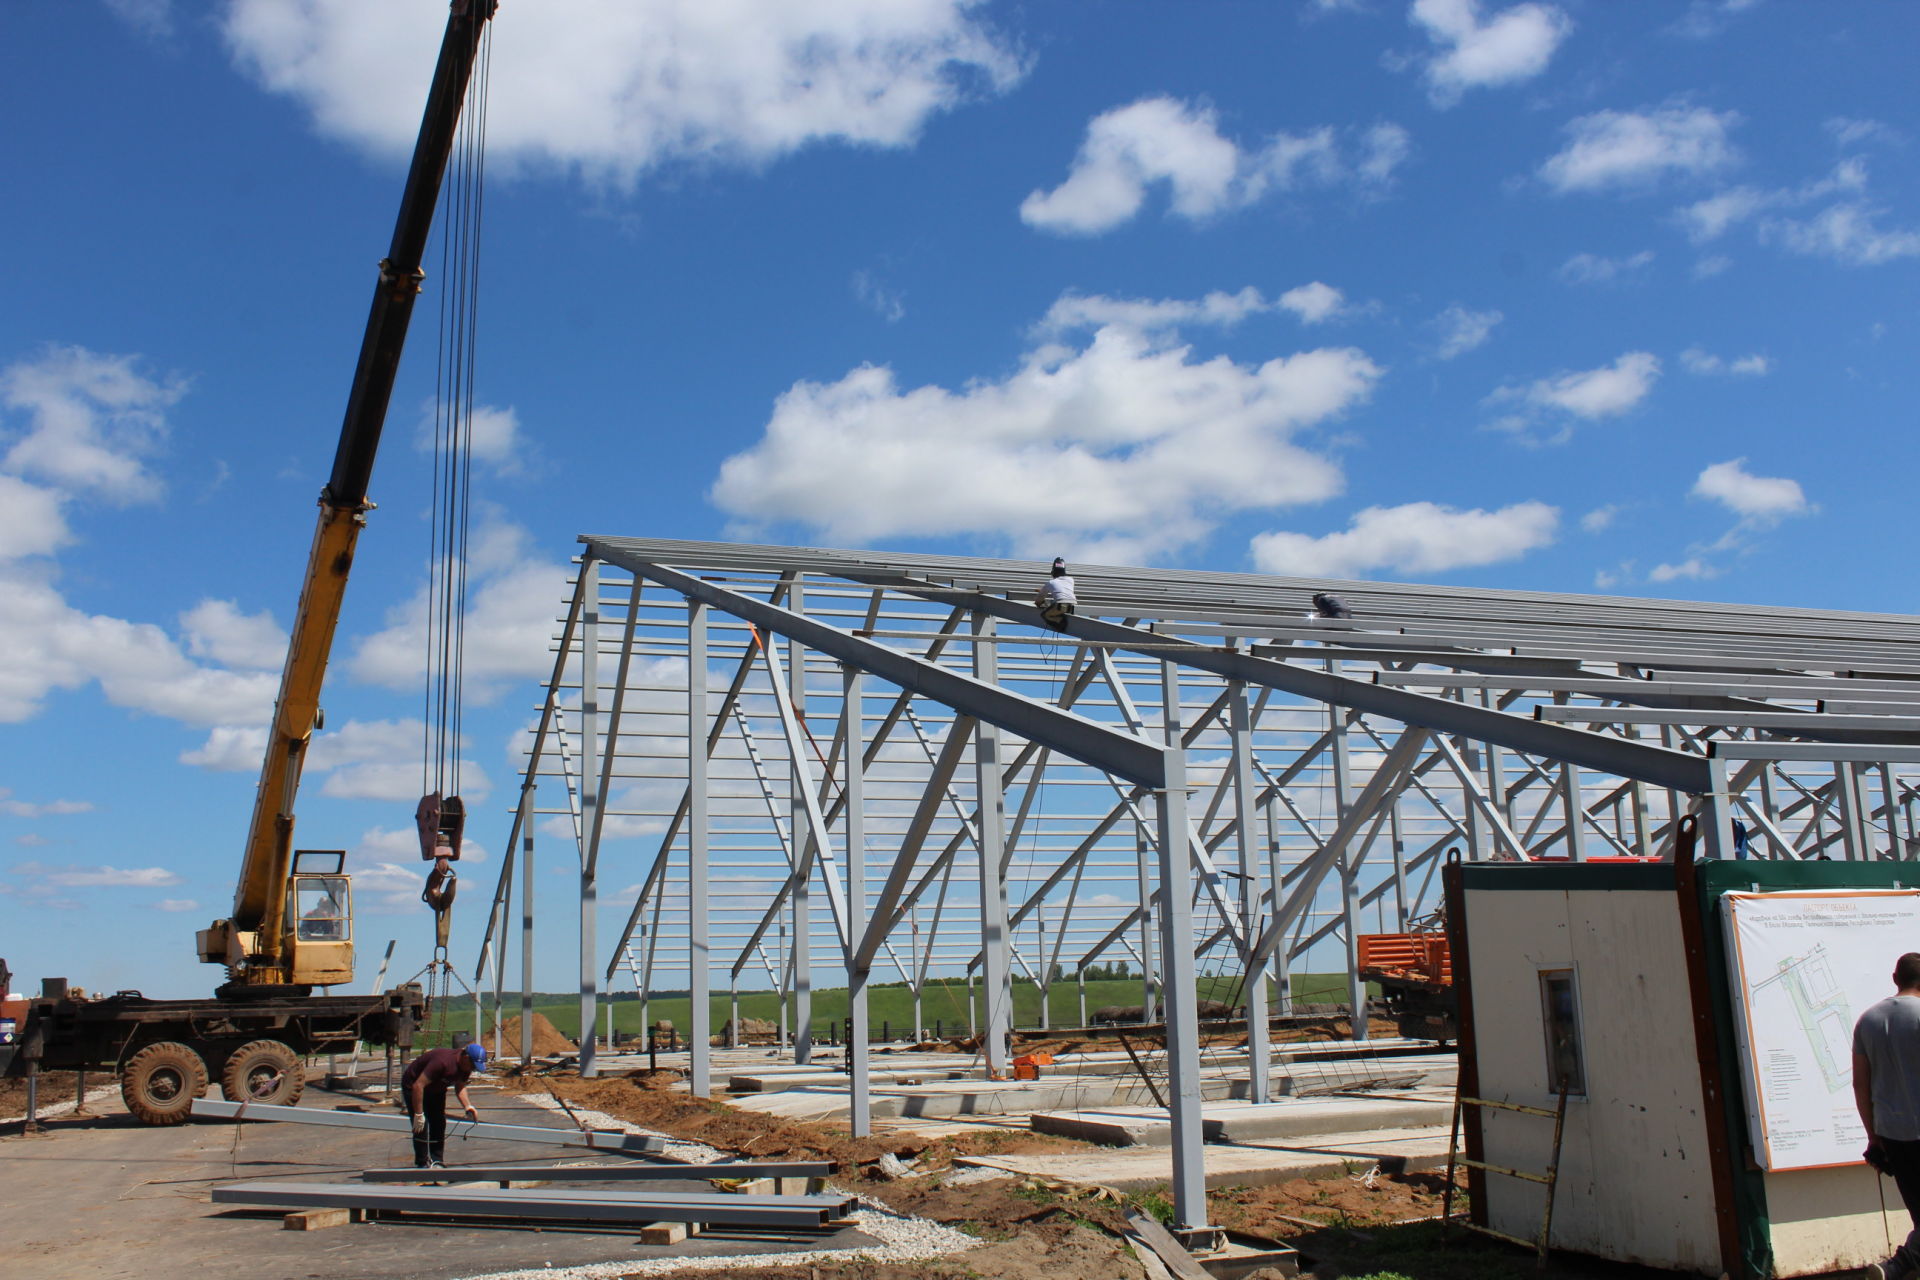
[1446,847,1918,1278]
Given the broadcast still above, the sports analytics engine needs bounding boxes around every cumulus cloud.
[1579,504,1620,533]
[1557,250,1654,284]
[221,0,1023,185]
[181,599,288,670]
[0,474,70,561]
[1277,282,1349,324]
[1429,306,1502,359]
[1679,348,1768,376]
[348,516,570,701]
[712,292,1384,563]
[414,401,524,475]
[1487,352,1660,442]
[1250,500,1559,578]
[0,565,279,726]
[1692,458,1810,523]
[1540,105,1740,194]
[0,346,186,504]
[1409,0,1572,107]
[1674,159,1913,266]
[1021,97,1408,235]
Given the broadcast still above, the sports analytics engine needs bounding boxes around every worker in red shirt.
[401,1041,485,1168]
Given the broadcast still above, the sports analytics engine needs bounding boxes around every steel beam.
[191,1099,666,1155]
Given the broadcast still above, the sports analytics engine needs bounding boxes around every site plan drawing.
[1722,890,1920,1170]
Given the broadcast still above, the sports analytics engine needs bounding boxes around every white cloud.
[156,898,201,913]
[13,861,182,888]
[1022,98,1408,235]
[1691,255,1733,279]
[414,401,524,475]
[1019,98,1247,233]
[1250,499,1558,578]
[181,599,288,670]
[1037,287,1272,337]
[0,565,279,726]
[0,789,93,818]
[1761,202,1920,267]
[712,293,1384,562]
[1827,117,1898,148]
[1678,187,1770,243]
[1409,0,1571,106]
[1669,0,1761,40]
[1691,458,1810,523]
[0,346,186,503]
[1580,504,1619,533]
[221,0,1023,185]
[1675,160,1911,266]
[1430,306,1502,359]
[1557,250,1654,284]
[348,825,489,913]
[103,0,174,40]
[1540,105,1740,194]
[1679,348,1768,377]
[177,716,498,804]
[348,517,571,701]
[0,474,70,561]
[1649,557,1717,583]
[1488,352,1660,441]
[852,270,906,323]
[1278,282,1348,324]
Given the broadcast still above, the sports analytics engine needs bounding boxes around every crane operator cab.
[287,850,353,984]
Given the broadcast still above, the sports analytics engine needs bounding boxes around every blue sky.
[1,0,1915,996]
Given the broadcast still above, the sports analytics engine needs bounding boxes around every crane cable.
[420,22,493,1041]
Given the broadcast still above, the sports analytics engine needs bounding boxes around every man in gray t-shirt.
[1855,952,1920,1280]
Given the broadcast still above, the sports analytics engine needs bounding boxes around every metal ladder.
[1442,1080,1571,1270]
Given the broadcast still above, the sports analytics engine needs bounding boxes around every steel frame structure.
[476,537,1920,1232]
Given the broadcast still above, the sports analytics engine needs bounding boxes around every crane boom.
[198,0,499,990]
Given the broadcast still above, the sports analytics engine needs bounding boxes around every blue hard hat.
[465,1041,487,1071]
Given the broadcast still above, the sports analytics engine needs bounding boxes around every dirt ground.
[0,1070,90,1114]
[506,1070,1857,1280]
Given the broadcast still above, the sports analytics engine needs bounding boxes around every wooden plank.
[1124,1210,1214,1280]
[639,1222,695,1245]
[282,1207,352,1231]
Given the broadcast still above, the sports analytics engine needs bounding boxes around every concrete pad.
[1031,1093,1453,1146]
[957,1124,1453,1191]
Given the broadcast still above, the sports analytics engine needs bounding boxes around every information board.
[1721,889,1920,1171]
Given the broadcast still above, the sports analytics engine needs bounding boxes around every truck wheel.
[220,1039,305,1107]
[122,1041,208,1125]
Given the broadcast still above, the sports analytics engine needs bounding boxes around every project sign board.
[1721,889,1920,1171]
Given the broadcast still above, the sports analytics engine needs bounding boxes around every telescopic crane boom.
[197,0,499,992]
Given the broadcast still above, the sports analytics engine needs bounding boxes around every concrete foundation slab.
[1030,1092,1454,1146]
[956,1124,1453,1191]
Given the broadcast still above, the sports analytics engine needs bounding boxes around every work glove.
[411,1112,426,1135]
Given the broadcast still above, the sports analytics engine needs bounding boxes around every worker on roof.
[1035,557,1076,633]
[402,1040,485,1169]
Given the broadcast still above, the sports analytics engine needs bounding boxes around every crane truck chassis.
[1,960,423,1125]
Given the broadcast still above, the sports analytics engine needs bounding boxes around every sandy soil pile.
[488,1012,576,1057]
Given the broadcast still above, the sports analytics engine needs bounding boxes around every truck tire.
[122,1041,208,1125]
[220,1039,305,1107]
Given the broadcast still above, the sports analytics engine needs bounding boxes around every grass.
[484,973,1361,1041]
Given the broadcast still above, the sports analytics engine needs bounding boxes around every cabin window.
[293,877,350,942]
[1538,969,1586,1096]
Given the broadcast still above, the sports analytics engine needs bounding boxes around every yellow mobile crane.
[1,1,497,1124]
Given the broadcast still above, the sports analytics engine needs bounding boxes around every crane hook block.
[415,792,466,861]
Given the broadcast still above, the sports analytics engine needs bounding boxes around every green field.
[486,973,1358,1042]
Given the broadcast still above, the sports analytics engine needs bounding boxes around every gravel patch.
[514,1093,726,1163]
[0,1085,118,1127]
[453,1199,979,1280]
